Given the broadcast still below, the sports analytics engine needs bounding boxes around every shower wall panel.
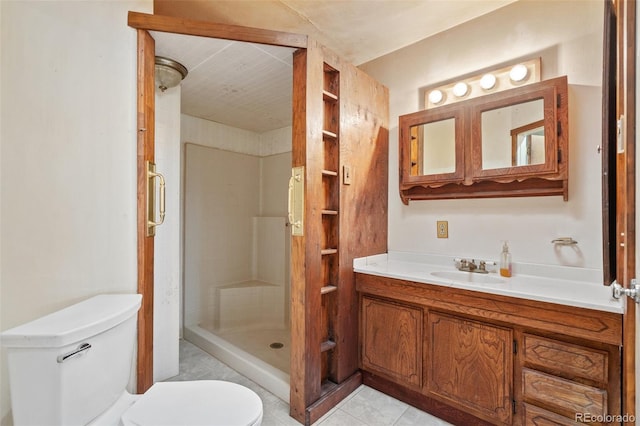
[183,143,260,327]
[254,217,286,284]
[260,152,292,325]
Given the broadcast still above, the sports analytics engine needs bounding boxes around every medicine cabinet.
[399,76,568,203]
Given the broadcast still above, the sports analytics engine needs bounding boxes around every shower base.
[184,324,290,402]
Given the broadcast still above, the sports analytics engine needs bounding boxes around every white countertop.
[354,251,624,314]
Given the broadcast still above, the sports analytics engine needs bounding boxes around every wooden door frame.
[616,0,637,421]
[135,27,156,394]
[129,11,307,393]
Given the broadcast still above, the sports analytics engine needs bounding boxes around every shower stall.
[182,138,291,401]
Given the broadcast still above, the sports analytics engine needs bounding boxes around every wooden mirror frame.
[470,78,564,181]
[399,103,465,188]
[399,76,568,204]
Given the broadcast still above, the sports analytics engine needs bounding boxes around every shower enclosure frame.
[129,11,391,425]
[128,10,307,394]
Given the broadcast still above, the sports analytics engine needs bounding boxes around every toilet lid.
[121,381,263,426]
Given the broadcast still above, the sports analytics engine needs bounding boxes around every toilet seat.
[121,380,263,426]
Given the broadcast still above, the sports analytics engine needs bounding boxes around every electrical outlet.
[437,221,448,238]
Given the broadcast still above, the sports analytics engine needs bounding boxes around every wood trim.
[617,0,637,421]
[305,372,362,425]
[603,0,618,286]
[136,29,155,394]
[333,53,389,383]
[356,273,623,346]
[362,371,494,426]
[128,11,307,49]
[290,41,389,424]
[129,11,309,400]
[290,45,322,424]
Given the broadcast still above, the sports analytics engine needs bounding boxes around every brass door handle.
[146,161,166,236]
[288,174,295,227]
[288,166,304,236]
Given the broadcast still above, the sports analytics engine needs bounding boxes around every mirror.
[410,118,456,176]
[512,120,545,166]
[481,99,544,170]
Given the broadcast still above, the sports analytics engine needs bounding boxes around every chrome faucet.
[467,260,478,272]
[455,258,493,274]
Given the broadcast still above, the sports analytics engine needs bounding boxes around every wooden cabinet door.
[427,312,513,425]
[361,296,422,388]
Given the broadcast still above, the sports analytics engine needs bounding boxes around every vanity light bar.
[424,57,541,109]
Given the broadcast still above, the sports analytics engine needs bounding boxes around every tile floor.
[168,340,452,426]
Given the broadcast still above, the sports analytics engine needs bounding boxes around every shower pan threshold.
[184,324,290,402]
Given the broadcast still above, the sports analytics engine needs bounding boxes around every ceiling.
[153,31,296,133]
[152,0,518,133]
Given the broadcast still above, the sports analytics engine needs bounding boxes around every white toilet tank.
[1,294,142,426]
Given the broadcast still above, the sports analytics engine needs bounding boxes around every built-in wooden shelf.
[322,209,338,215]
[322,129,338,140]
[321,285,338,294]
[323,90,338,102]
[320,340,337,352]
[321,248,338,255]
[322,169,338,177]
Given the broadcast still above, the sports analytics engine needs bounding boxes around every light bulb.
[428,89,444,105]
[480,73,497,90]
[509,64,529,82]
[452,82,469,98]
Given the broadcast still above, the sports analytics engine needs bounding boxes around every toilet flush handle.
[57,342,92,363]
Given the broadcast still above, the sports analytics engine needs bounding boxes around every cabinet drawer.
[523,334,608,383]
[523,403,581,425]
[522,368,606,417]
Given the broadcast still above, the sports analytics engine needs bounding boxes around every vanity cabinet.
[356,273,622,425]
[399,76,569,203]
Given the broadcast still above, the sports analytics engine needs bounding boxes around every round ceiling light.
[480,73,497,90]
[428,89,445,105]
[509,64,529,83]
[452,82,469,98]
[155,56,188,92]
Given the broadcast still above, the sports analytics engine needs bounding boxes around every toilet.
[1,294,263,426]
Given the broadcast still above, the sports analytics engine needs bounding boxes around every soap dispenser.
[500,241,512,277]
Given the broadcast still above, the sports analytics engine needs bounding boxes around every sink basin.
[430,271,505,284]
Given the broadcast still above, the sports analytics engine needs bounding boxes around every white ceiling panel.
[150,1,518,134]
[152,31,294,133]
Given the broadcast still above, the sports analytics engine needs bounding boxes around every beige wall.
[360,0,604,270]
[0,0,153,422]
